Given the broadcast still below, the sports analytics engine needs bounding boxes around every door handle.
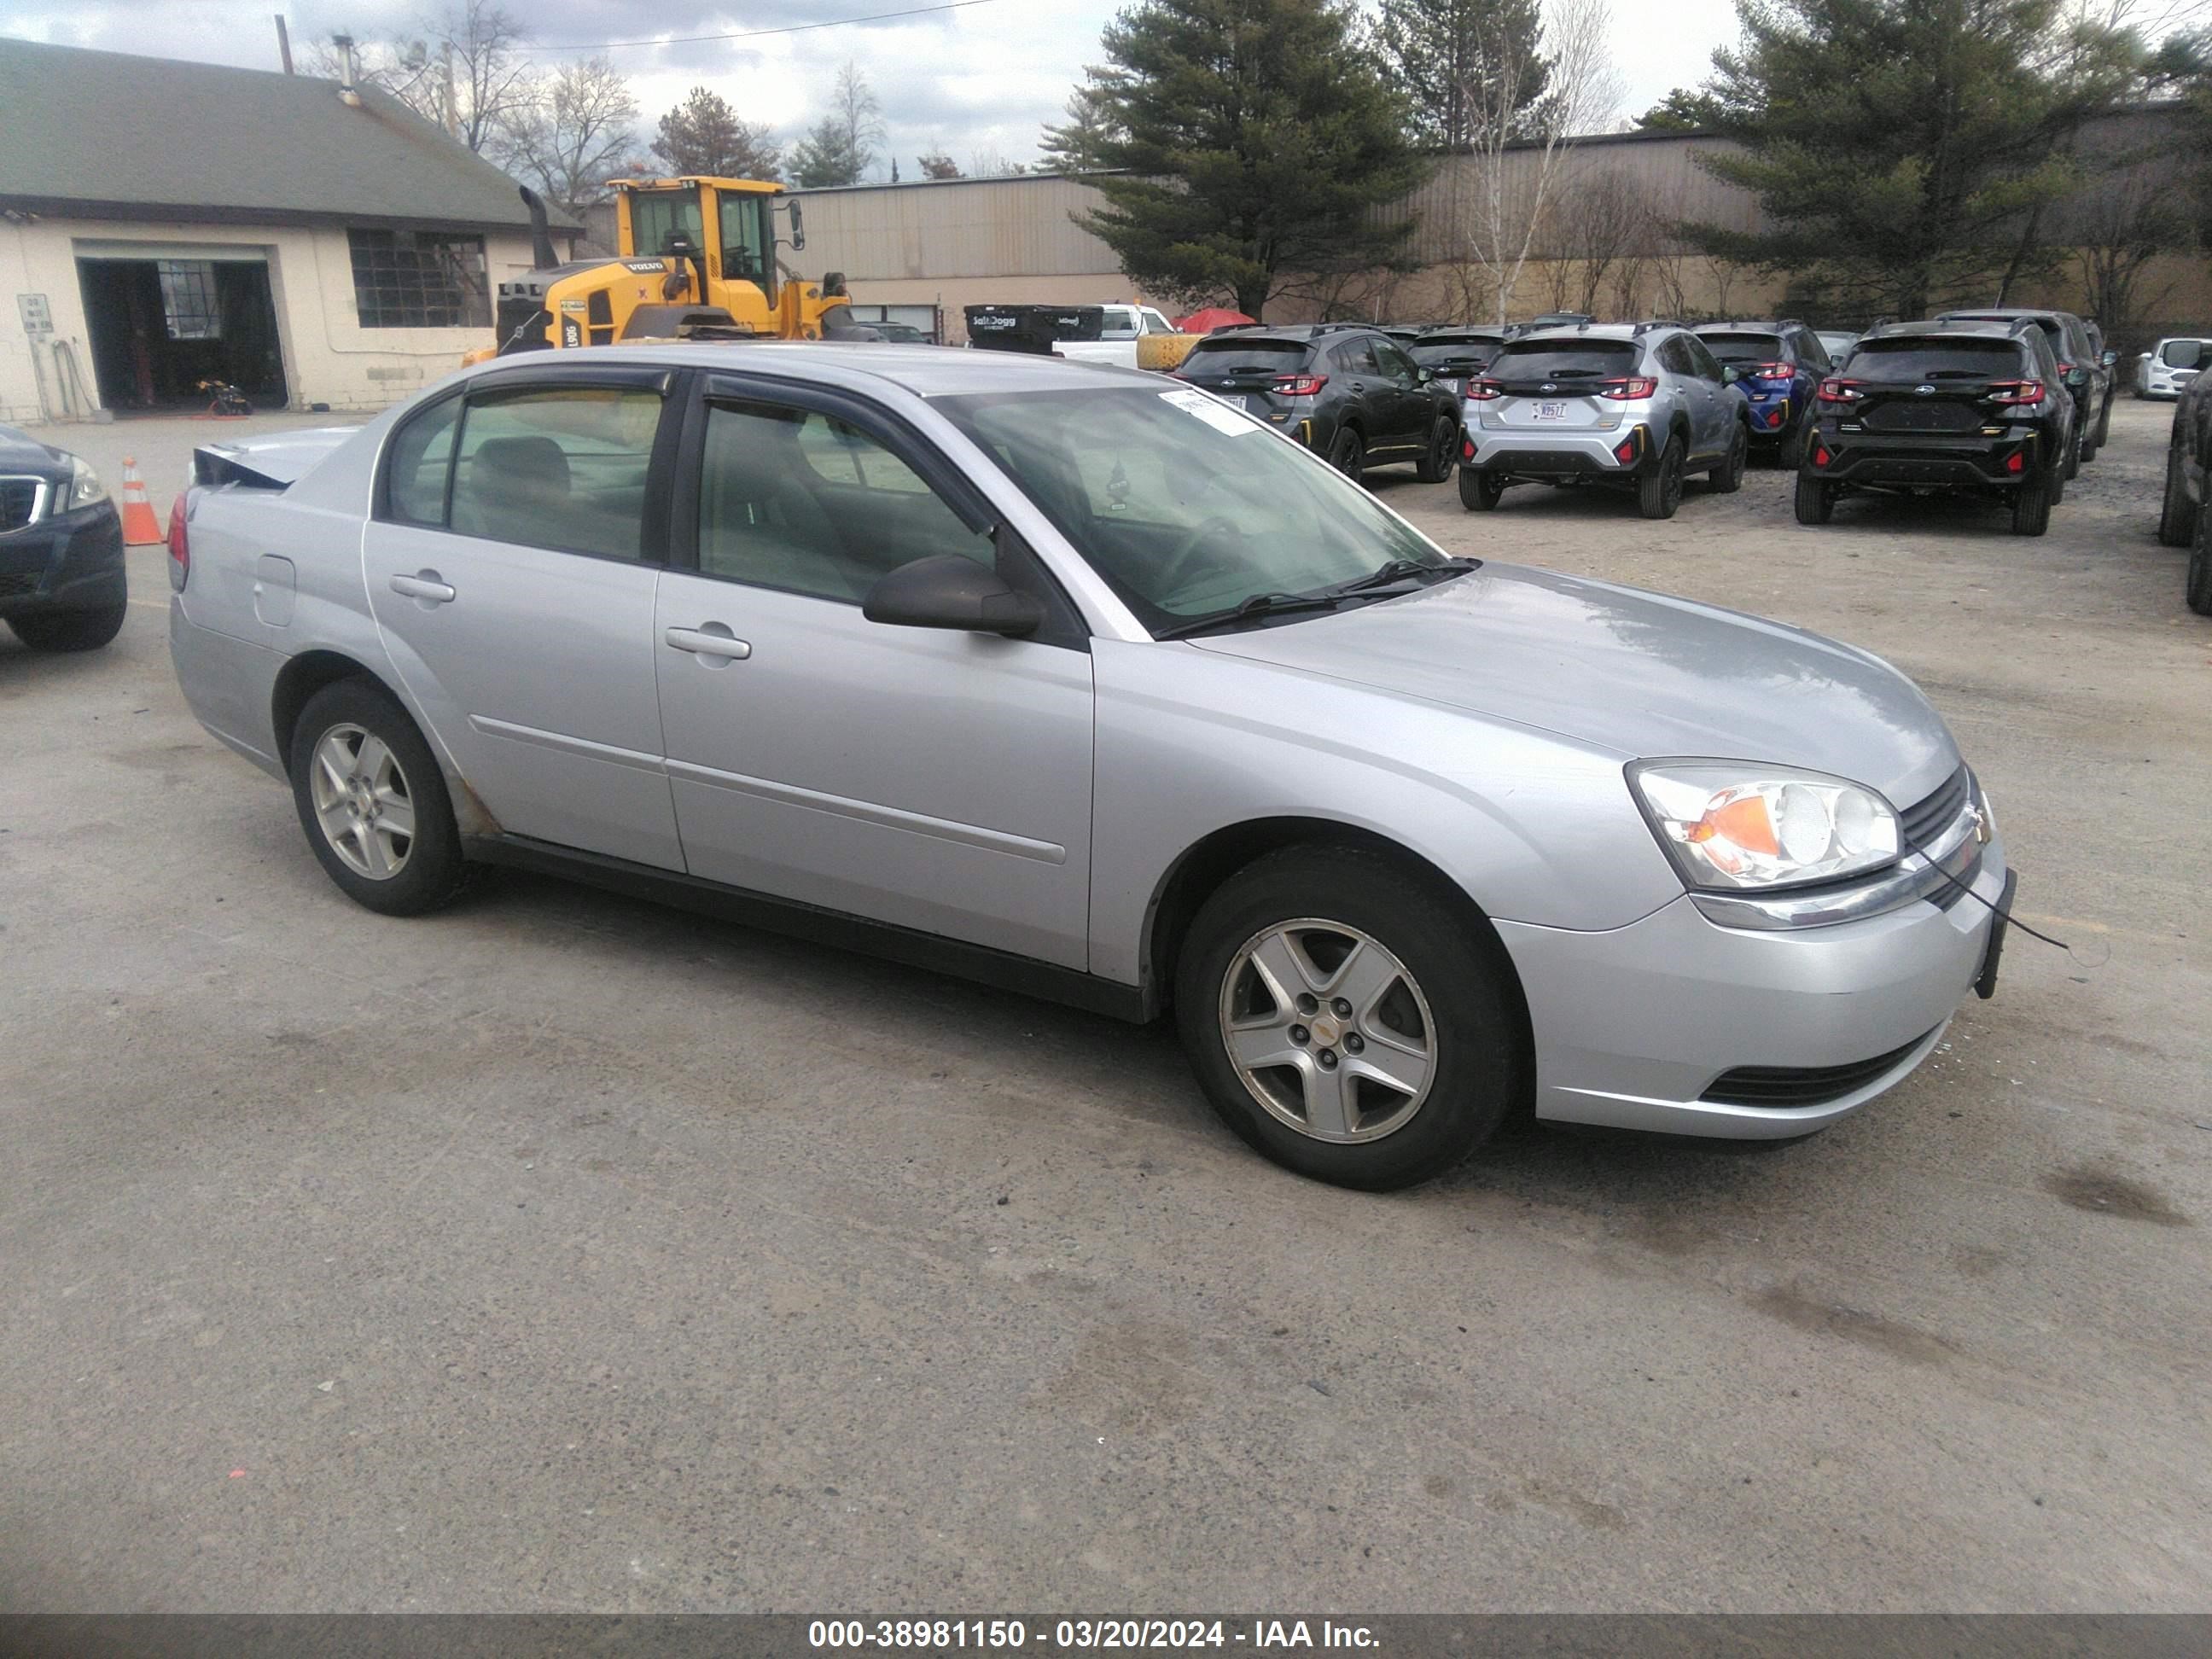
[665,625,752,661]
[389,571,455,604]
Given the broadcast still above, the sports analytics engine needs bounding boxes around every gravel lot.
[3,396,2207,1613]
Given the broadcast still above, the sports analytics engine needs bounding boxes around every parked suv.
[2155,367,2212,614]
[1405,328,1508,401]
[1173,324,1462,484]
[1936,306,2114,465]
[1795,319,2074,537]
[2139,337,2206,400]
[1458,323,1749,520]
[1692,319,1831,468]
[0,424,127,652]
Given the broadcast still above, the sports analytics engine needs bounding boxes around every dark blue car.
[1692,320,1834,469]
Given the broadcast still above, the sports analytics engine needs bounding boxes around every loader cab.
[614,178,781,310]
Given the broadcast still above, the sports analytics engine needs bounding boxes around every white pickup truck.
[1051,304,1182,369]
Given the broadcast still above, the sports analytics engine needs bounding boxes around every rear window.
[1847,338,2029,380]
[1410,334,1503,364]
[1949,313,2062,346]
[1185,340,1310,374]
[1487,339,1639,378]
[1697,332,1785,364]
[2160,340,2207,369]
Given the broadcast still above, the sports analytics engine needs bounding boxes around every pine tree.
[1059,0,1429,319]
[917,148,963,179]
[1677,0,2139,317]
[1374,0,1551,151]
[788,62,884,188]
[650,86,783,181]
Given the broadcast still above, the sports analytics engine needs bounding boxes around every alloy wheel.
[309,722,416,881]
[1217,918,1436,1143]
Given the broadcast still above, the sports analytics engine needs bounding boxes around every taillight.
[1765,407,1786,428]
[2057,361,2075,376]
[1817,378,1863,404]
[1614,434,1639,464]
[1272,374,1327,397]
[1597,376,1658,400]
[1987,380,2045,405]
[1462,437,1476,460]
[1464,379,1503,401]
[1750,361,1794,380]
[166,492,189,591]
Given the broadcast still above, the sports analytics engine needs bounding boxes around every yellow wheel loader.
[465,177,873,365]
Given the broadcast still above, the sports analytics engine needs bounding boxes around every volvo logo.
[1914,383,1936,395]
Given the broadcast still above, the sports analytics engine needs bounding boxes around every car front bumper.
[1495,834,2008,1138]
[1463,420,1654,477]
[0,501,125,618]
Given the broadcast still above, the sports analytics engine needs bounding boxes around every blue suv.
[1691,320,1833,469]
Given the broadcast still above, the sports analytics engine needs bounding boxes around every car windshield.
[2161,339,2207,369]
[934,386,1447,627]
[1487,339,1638,378]
[1699,332,1786,364]
[1410,334,1502,365]
[1181,341,1308,375]
[1847,338,2027,379]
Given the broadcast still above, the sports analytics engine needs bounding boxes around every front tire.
[2157,449,2198,548]
[289,678,469,917]
[1638,437,1685,520]
[9,601,126,652]
[1710,422,1748,493]
[1173,847,1525,1190]
[1327,427,1366,486]
[1794,473,1835,525]
[1416,416,1460,483]
[1458,467,1505,511]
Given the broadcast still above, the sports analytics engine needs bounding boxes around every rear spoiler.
[193,427,356,491]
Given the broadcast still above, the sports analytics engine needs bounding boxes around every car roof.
[1693,320,1799,332]
[455,340,1173,399]
[1499,323,1644,344]
[1936,307,2077,327]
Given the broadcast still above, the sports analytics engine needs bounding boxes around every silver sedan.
[167,344,2011,1190]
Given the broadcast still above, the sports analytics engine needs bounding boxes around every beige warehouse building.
[0,38,576,425]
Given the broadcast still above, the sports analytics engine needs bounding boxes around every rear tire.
[289,678,470,917]
[1415,416,1460,483]
[8,601,126,652]
[1710,422,1748,493]
[2157,449,2198,548]
[1173,845,1525,1190]
[1327,427,1366,486]
[2188,505,2212,616]
[1638,438,1685,520]
[1458,467,1505,511]
[2095,399,2112,449]
[1794,473,1834,525]
[2011,472,2052,537]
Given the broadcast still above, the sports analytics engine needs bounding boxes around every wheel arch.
[1140,816,1532,1046]
[271,649,387,778]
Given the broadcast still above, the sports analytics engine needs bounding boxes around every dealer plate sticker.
[1162,387,1260,434]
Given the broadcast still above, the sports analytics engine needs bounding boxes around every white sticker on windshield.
[1160,387,1260,435]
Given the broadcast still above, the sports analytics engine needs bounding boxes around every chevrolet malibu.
[167,346,2012,1190]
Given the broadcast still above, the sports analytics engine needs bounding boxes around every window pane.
[388,396,461,526]
[715,191,771,294]
[700,402,987,603]
[631,189,703,258]
[449,387,661,558]
[157,261,220,341]
[347,229,490,329]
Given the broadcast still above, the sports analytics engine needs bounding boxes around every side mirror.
[1722,364,1741,384]
[2102,349,2118,368]
[785,199,806,252]
[1417,367,1432,382]
[863,552,1043,637]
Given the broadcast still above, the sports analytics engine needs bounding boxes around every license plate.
[1227,395,1251,412]
[1532,401,1569,422]
[1440,379,1461,396]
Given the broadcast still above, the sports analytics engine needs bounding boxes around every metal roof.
[0,36,578,231]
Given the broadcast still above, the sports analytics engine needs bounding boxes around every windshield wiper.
[1329,555,1480,597]
[1154,591,1347,640]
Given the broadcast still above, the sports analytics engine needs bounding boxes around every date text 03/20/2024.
[806,1620,1380,1650]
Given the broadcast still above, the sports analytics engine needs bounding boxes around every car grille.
[1701,1027,1940,1108]
[1861,402,1981,434]
[1,476,46,532]
[1900,766,1970,848]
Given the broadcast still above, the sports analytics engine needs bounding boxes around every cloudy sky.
[0,0,1745,178]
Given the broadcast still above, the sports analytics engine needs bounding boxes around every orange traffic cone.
[119,457,163,544]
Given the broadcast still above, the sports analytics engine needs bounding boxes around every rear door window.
[1847,339,2030,381]
[448,385,665,560]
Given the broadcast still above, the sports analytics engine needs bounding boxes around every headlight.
[66,456,108,509]
[1628,761,1901,891]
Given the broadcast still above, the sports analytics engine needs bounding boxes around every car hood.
[1189,562,1959,809]
[0,426,67,474]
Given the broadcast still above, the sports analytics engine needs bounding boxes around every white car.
[2139,337,2206,399]
[1052,304,1181,369]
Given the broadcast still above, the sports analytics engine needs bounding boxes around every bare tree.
[1452,0,1626,327]
[497,57,642,217]
[311,3,536,152]
[1549,163,1642,314]
[2077,159,2190,349]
